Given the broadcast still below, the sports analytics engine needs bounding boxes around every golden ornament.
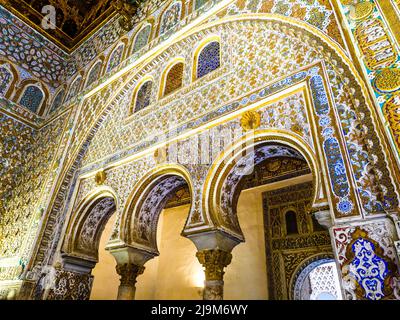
[154,147,168,164]
[383,94,400,151]
[349,1,374,21]
[95,170,107,185]
[240,110,261,131]
[375,68,400,93]
[341,0,357,5]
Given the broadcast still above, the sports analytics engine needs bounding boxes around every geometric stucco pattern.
[0,111,69,281]
[24,23,396,296]
[79,19,398,220]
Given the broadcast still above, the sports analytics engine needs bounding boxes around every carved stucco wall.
[262,182,333,300]
[76,18,398,220]
[0,0,399,302]
[0,110,69,281]
[0,0,353,281]
[34,16,399,300]
[0,0,343,117]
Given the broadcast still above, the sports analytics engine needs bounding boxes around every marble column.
[196,249,232,300]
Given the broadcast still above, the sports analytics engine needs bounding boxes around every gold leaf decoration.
[375,68,400,93]
[383,94,400,151]
[240,110,261,131]
[349,1,374,21]
[95,170,107,185]
[154,147,168,164]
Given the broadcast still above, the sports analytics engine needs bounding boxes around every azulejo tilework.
[334,224,400,300]
[349,237,388,300]
[0,0,343,119]
[0,66,13,96]
[160,2,182,35]
[50,90,65,114]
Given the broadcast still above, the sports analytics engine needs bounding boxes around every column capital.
[196,249,232,281]
[107,244,157,266]
[116,263,145,287]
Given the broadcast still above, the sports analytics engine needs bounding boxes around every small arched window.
[19,85,44,113]
[285,210,298,235]
[160,2,181,35]
[67,76,82,101]
[132,24,152,54]
[133,80,153,113]
[107,44,124,73]
[196,41,220,79]
[50,89,65,114]
[0,66,13,96]
[163,62,184,97]
[86,61,102,88]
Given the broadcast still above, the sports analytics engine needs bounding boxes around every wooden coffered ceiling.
[1,0,117,52]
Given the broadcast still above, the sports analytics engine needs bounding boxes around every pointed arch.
[0,61,18,98]
[66,74,83,102]
[106,40,128,73]
[85,59,104,89]
[284,209,299,235]
[49,88,66,114]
